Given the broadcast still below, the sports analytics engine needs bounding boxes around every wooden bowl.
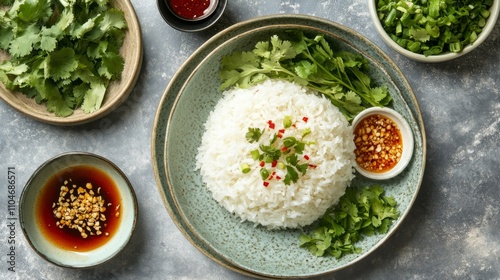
[0,0,143,126]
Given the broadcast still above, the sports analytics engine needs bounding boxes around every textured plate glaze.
[152,15,426,278]
[0,0,143,126]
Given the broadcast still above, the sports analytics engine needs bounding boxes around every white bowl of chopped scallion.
[369,0,500,62]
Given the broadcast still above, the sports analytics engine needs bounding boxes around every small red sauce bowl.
[157,0,227,32]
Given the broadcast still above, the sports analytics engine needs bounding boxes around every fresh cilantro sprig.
[376,0,493,56]
[252,132,309,186]
[219,31,392,120]
[245,127,264,143]
[243,117,313,186]
[0,0,127,116]
[299,185,400,258]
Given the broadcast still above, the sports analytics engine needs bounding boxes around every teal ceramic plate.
[152,15,426,278]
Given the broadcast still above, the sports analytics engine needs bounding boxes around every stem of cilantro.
[298,40,354,91]
[297,37,382,108]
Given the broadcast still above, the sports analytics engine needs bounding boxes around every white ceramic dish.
[352,107,414,180]
[368,0,500,62]
[19,152,138,268]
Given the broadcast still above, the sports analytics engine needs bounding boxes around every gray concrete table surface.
[1,0,499,279]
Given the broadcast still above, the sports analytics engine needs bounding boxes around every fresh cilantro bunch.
[299,185,400,258]
[0,0,127,116]
[219,31,392,121]
[376,0,493,56]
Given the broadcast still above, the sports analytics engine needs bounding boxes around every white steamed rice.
[196,79,355,229]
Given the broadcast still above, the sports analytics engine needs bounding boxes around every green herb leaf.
[300,185,400,258]
[0,0,127,117]
[9,24,40,57]
[284,165,298,184]
[259,144,281,162]
[245,127,263,143]
[283,136,297,148]
[294,141,305,154]
[46,47,78,81]
[81,82,106,114]
[219,31,391,120]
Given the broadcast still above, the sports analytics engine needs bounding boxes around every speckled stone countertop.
[1,1,499,279]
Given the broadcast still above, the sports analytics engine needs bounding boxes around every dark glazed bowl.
[157,0,227,32]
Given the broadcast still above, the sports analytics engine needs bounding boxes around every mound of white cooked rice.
[196,79,355,229]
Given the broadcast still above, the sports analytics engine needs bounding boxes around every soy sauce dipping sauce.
[36,165,122,252]
[168,0,217,20]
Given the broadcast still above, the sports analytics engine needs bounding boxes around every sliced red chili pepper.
[308,164,317,169]
[277,129,285,138]
[276,175,281,180]
[259,161,265,167]
[263,181,269,187]
[267,120,275,129]
[302,116,308,123]
[304,155,310,160]
[281,147,287,153]
[267,171,276,180]
[271,160,277,167]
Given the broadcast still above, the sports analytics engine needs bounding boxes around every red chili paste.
[169,0,211,19]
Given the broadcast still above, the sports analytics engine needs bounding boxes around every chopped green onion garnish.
[241,164,251,174]
[302,128,311,138]
[250,149,260,160]
[260,168,269,180]
[277,162,286,170]
[283,115,292,128]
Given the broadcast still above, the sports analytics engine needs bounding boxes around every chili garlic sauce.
[169,0,212,19]
[354,113,403,173]
[36,165,122,252]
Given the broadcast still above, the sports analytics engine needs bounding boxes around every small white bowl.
[19,152,138,268]
[369,0,500,62]
[352,107,414,180]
